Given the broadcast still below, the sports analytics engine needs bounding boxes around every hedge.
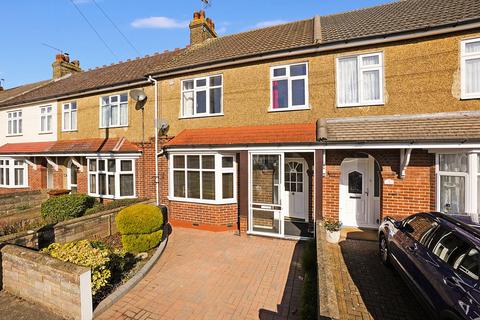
[116,204,163,235]
[85,198,145,216]
[121,229,163,253]
[41,194,96,224]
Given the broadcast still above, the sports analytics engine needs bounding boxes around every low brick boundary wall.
[1,244,92,320]
[316,220,340,319]
[0,200,154,249]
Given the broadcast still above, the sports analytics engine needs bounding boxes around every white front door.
[340,158,370,227]
[285,159,308,221]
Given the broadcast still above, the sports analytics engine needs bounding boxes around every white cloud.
[254,20,288,28]
[131,17,189,29]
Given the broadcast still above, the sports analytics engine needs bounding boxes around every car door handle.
[443,277,457,288]
[407,245,417,253]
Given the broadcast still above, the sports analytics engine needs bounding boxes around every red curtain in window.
[272,81,279,109]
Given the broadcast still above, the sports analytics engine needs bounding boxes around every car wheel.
[379,234,391,266]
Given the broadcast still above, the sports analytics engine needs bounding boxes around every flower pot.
[326,230,341,244]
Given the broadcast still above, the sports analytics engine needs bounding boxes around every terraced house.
[0,0,480,240]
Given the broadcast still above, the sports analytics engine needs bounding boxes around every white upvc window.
[0,158,28,188]
[461,38,480,99]
[62,102,77,131]
[87,158,136,199]
[336,52,384,107]
[270,62,309,111]
[181,75,223,118]
[100,93,128,128]
[7,111,22,136]
[169,153,236,204]
[40,106,53,133]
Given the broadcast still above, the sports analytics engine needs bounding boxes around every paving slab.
[0,291,64,320]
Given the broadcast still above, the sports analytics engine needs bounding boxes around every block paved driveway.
[97,228,305,320]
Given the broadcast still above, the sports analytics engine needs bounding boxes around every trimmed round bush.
[121,229,163,253]
[116,204,163,235]
[41,194,96,224]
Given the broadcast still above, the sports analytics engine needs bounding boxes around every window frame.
[169,153,237,204]
[39,105,53,134]
[269,62,309,112]
[62,101,78,132]
[99,93,129,128]
[87,157,136,199]
[0,158,28,188]
[336,52,385,108]
[7,110,23,136]
[460,37,480,100]
[180,74,224,118]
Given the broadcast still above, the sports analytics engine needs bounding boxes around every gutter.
[148,19,480,79]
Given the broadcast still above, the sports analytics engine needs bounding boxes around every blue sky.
[0,0,391,88]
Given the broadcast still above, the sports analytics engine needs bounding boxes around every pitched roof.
[165,123,317,147]
[0,138,140,155]
[2,0,480,107]
[319,0,480,43]
[321,111,480,143]
[0,49,185,107]
[0,80,51,104]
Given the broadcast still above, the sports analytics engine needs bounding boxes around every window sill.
[268,106,310,113]
[38,131,53,135]
[168,196,237,205]
[0,185,29,189]
[337,102,384,108]
[88,194,137,200]
[179,113,224,120]
[460,95,480,100]
[6,134,23,137]
[99,125,129,129]
[62,129,78,133]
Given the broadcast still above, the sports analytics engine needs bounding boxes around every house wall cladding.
[1,244,92,320]
[161,30,480,137]
[322,149,435,222]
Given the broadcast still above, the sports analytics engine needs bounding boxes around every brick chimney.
[189,10,217,46]
[52,53,82,79]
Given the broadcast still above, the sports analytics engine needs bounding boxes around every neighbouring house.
[0,0,480,240]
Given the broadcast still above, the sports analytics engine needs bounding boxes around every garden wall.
[0,200,154,249]
[1,244,92,320]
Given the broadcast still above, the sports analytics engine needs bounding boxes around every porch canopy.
[0,138,141,156]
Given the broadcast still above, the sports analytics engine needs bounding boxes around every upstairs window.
[271,63,308,111]
[7,111,22,136]
[337,52,384,107]
[40,106,53,133]
[100,93,128,128]
[62,102,77,131]
[181,75,223,118]
[461,38,480,99]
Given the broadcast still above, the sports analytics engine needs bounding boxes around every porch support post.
[315,149,324,221]
[238,150,249,234]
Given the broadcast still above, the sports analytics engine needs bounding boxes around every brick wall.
[1,245,92,320]
[322,149,435,222]
[168,201,238,230]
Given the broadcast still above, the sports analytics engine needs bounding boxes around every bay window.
[62,102,77,131]
[337,52,384,107]
[100,93,128,128]
[461,38,480,99]
[40,106,53,133]
[0,159,27,188]
[270,63,308,111]
[170,153,236,203]
[181,75,223,117]
[7,111,22,135]
[88,158,135,199]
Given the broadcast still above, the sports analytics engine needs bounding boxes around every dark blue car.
[378,212,480,320]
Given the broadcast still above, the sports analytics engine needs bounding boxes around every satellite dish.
[130,89,147,102]
[159,121,169,134]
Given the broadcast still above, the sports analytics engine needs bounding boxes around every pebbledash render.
[1,0,480,239]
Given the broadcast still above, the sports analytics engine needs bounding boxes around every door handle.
[443,277,456,288]
[407,245,417,253]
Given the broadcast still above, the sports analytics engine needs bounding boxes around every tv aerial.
[201,0,211,9]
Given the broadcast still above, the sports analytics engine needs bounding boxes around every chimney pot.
[193,11,200,20]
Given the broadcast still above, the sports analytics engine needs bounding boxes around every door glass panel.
[348,171,363,194]
[252,209,280,234]
[252,155,280,205]
[440,176,465,213]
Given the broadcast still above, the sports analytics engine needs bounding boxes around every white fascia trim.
[0,153,142,158]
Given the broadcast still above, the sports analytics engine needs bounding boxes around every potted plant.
[324,220,342,244]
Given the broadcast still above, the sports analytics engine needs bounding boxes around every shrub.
[121,229,163,253]
[41,194,96,224]
[324,220,342,232]
[116,204,163,235]
[42,240,111,295]
[85,198,146,216]
[301,240,318,320]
